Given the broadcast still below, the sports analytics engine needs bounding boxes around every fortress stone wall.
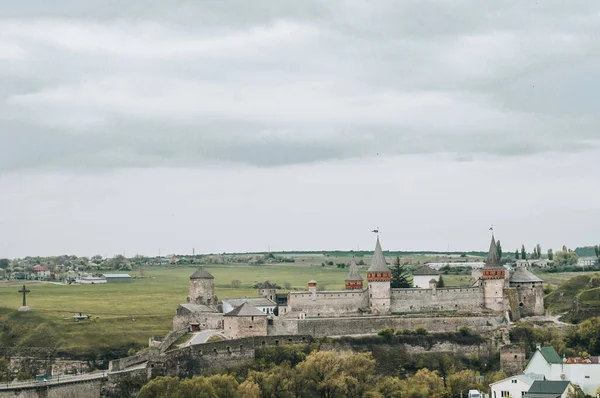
[174,234,544,339]
[390,286,483,313]
[287,290,369,317]
[0,380,104,398]
[296,314,505,338]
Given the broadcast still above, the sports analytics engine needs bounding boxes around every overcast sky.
[1,1,599,258]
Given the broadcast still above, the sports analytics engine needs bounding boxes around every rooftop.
[538,347,563,364]
[367,236,391,273]
[510,267,543,283]
[102,274,131,278]
[525,381,570,397]
[490,373,545,386]
[413,265,440,276]
[483,235,504,270]
[179,303,218,313]
[223,302,268,317]
[345,261,363,281]
[222,297,276,307]
[189,268,214,280]
[258,280,278,289]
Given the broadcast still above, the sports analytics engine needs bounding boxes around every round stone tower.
[345,260,364,290]
[367,237,391,314]
[482,235,506,312]
[187,267,218,306]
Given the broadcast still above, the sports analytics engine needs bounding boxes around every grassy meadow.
[0,264,359,357]
[0,261,572,358]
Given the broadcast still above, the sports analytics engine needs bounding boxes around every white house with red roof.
[33,266,50,279]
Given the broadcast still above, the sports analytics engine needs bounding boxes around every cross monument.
[18,285,31,312]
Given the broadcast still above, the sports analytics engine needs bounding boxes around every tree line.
[137,349,506,398]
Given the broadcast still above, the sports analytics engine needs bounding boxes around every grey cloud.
[1,1,600,172]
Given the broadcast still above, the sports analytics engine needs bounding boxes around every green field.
[0,263,574,358]
[0,264,359,357]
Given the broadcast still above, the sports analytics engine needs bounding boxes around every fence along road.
[0,371,107,390]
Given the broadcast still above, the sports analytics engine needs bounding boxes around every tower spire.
[485,235,501,268]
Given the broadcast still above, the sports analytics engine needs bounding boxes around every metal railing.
[0,371,107,390]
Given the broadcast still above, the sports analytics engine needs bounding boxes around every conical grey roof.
[367,237,391,273]
[484,235,504,269]
[223,301,267,317]
[190,268,214,279]
[345,260,363,281]
[258,280,277,289]
[510,267,543,283]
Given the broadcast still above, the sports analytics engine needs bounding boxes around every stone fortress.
[173,235,545,340]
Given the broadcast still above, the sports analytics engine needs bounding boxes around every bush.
[230,279,242,288]
[459,327,472,337]
[415,326,428,335]
[377,328,395,340]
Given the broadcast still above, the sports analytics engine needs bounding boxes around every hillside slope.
[545,273,600,323]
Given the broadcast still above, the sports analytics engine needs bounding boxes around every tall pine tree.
[515,249,519,260]
[391,256,411,288]
[437,275,445,288]
[496,240,503,260]
[521,245,527,260]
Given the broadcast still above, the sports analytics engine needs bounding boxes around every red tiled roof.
[34,266,49,271]
[564,356,600,364]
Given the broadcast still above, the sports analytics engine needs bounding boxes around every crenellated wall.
[297,314,505,337]
[390,286,483,313]
[146,335,314,378]
[287,290,369,317]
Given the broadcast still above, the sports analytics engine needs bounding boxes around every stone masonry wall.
[287,290,368,317]
[390,287,483,313]
[223,316,268,339]
[268,317,299,335]
[172,311,222,331]
[109,348,159,372]
[147,335,313,378]
[516,284,545,316]
[297,315,505,337]
[0,379,103,398]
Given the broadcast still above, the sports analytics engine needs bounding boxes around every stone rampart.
[0,379,103,398]
[297,314,505,337]
[108,348,159,372]
[158,329,188,353]
[148,335,313,378]
[390,287,483,313]
[287,290,368,317]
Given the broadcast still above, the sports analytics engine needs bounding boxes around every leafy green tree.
[515,249,519,259]
[554,250,578,267]
[375,376,403,398]
[595,245,600,259]
[209,374,239,398]
[296,351,346,398]
[536,244,542,259]
[137,376,181,398]
[237,380,260,398]
[448,370,484,397]
[521,245,527,260]
[496,240,502,260]
[0,259,9,269]
[391,257,411,288]
[177,377,218,398]
[548,249,554,261]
